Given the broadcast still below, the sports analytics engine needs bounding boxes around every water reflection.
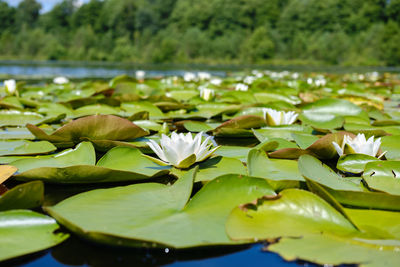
[4,235,308,267]
[0,61,227,80]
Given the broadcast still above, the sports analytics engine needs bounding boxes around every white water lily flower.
[243,76,256,85]
[263,108,298,126]
[183,72,196,82]
[198,72,211,80]
[53,76,69,84]
[4,79,17,94]
[136,70,146,80]
[146,132,220,168]
[332,134,386,158]
[235,83,248,91]
[199,88,215,101]
[210,78,222,86]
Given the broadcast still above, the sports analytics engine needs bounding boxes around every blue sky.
[6,0,89,13]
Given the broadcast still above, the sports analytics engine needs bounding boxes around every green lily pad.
[302,98,367,118]
[182,120,215,132]
[0,210,68,261]
[381,135,400,160]
[12,143,168,184]
[0,96,24,109]
[193,103,241,119]
[362,161,400,195]
[268,233,400,267]
[46,170,275,248]
[133,120,162,132]
[253,125,312,141]
[12,142,96,172]
[252,131,298,149]
[253,92,301,105]
[363,161,400,179]
[37,103,74,117]
[345,123,400,136]
[121,102,164,118]
[0,181,44,211]
[291,132,319,149]
[269,132,352,159]
[72,104,121,117]
[299,112,344,131]
[337,154,380,174]
[299,155,400,210]
[298,155,364,192]
[0,127,35,140]
[345,208,400,240]
[0,140,56,156]
[0,110,44,127]
[167,90,198,102]
[247,149,304,191]
[213,146,251,162]
[27,115,149,148]
[171,156,247,182]
[226,189,357,241]
[213,115,266,137]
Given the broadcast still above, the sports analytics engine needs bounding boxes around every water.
[4,237,313,267]
[1,60,400,81]
[0,61,227,80]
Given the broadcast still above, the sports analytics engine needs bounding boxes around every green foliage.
[0,0,400,65]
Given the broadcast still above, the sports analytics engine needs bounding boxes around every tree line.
[1,0,400,66]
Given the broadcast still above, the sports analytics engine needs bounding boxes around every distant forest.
[1,0,400,66]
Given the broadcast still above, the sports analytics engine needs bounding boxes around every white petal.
[198,145,220,162]
[373,137,381,157]
[162,144,180,166]
[147,140,169,162]
[332,141,344,156]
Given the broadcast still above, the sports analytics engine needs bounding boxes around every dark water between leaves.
[4,238,309,267]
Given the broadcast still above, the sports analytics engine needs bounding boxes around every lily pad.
[213,146,251,162]
[0,181,44,211]
[291,132,319,149]
[0,210,68,261]
[299,155,400,210]
[0,127,35,140]
[268,233,400,267]
[121,102,164,118]
[0,140,56,156]
[213,115,266,137]
[182,121,215,132]
[381,135,400,160]
[27,115,148,148]
[46,170,275,248]
[11,142,168,184]
[226,189,357,241]
[0,110,44,127]
[337,154,380,174]
[302,98,367,118]
[247,149,304,191]
[253,125,312,141]
[171,156,247,182]
[269,132,353,160]
[299,112,344,131]
[363,161,400,179]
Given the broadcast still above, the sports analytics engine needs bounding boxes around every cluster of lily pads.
[0,70,400,266]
